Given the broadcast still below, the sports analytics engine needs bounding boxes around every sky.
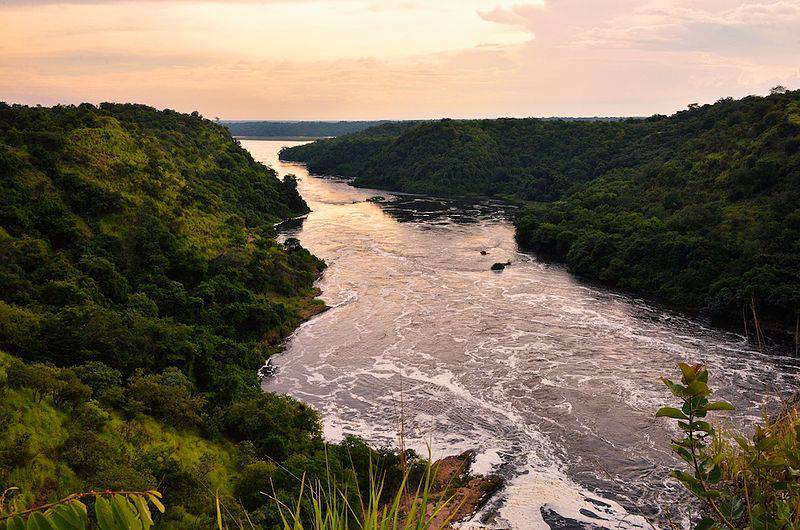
[1,0,799,119]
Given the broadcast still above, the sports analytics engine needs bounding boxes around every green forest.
[282,90,800,345]
[223,121,393,139]
[0,103,409,528]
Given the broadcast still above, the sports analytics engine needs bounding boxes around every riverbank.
[280,148,794,354]
[0,104,341,526]
[279,91,800,350]
[250,138,800,529]
[420,451,504,528]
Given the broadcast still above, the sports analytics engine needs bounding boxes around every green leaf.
[687,396,709,416]
[689,420,713,433]
[756,436,779,452]
[685,380,710,397]
[110,495,141,530]
[673,470,718,499]
[6,517,26,530]
[773,481,789,491]
[673,470,702,488]
[48,503,87,530]
[678,363,697,383]
[678,420,712,434]
[661,377,688,398]
[94,498,115,530]
[707,464,722,484]
[25,512,52,530]
[656,407,688,419]
[670,444,694,464]
[762,457,787,467]
[146,494,164,514]
[718,495,745,520]
[694,517,717,530]
[132,495,153,529]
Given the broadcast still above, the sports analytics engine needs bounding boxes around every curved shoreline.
[249,138,799,530]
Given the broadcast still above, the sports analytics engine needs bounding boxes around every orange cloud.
[1,0,798,119]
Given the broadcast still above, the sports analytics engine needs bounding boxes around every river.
[243,139,800,529]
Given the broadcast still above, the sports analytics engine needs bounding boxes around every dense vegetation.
[282,90,800,344]
[223,121,394,139]
[0,103,407,528]
[657,363,799,529]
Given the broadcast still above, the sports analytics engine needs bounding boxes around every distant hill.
[224,118,627,139]
[282,92,800,344]
[223,120,393,138]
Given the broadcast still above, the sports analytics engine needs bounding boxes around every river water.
[243,139,800,529]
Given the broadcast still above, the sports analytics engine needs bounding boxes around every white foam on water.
[472,447,503,475]
[500,467,654,529]
[246,140,800,530]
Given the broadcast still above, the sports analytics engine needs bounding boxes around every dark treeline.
[282,90,800,345]
[223,120,394,138]
[0,103,411,528]
[223,118,623,139]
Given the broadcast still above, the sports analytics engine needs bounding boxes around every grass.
[216,455,464,530]
[0,385,81,507]
[0,351,240,519]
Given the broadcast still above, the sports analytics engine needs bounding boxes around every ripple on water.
[244,140,800,530]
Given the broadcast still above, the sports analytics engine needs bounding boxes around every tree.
[74,361,123,404]
[6,361,90,407]
[124,368,205,427]
[234,461,278,510]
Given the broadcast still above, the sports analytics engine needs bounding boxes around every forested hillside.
[0,103,405,527]
[224,120,393,138]
[282,91,800,343]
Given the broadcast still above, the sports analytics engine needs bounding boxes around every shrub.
[6,361,90,408]
[0,431,33,469]
[75,400,111,431]
[124,368,205,428]
[657,362,800,529]
[222,393,322,461]
[235,460,279,511]
[73,361,123,405]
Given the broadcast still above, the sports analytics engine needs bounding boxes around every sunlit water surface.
[243,139,800,529]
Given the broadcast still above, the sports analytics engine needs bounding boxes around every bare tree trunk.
[742,304,749,341]
[750,294,764,352]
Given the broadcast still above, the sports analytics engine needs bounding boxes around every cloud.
[0,0,798,118]
[475,0,800,54]
[721,1,800,25]
[477,2,544,31]
[3,51,212,75]
[575,1,800,53]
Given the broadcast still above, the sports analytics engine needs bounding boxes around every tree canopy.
[0,103,405,528]
[282,91,800,343]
